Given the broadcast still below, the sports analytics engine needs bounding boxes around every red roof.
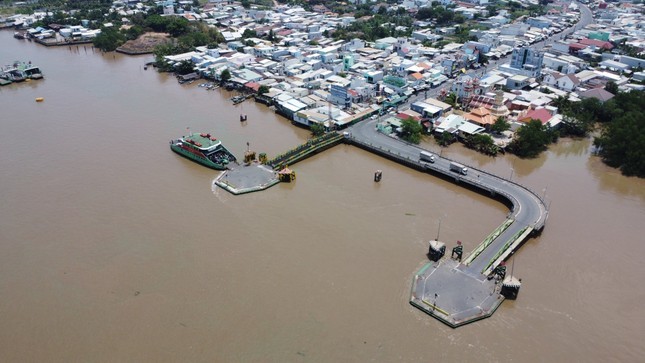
[520,108,552,125]
[396,112,421,121]
[455,1,477,8]
[579,38,614,50]
[569,43,588,50]
[245,82,260,92]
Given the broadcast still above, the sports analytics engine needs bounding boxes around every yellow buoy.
[35,97,44,102]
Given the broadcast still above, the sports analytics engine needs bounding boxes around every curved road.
[347,119,548,275]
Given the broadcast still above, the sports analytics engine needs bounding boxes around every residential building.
[578,88,615,103]
[508,47,544,77]
[518,108,554,125]
[329,82,351,108]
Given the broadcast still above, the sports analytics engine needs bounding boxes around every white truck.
[419,150,435,163]
[450,161,468,175]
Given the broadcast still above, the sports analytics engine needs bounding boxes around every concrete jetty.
[213,163,279,195]
[347,119,548,327]
[214,133,344,195]
[209,118,547,327]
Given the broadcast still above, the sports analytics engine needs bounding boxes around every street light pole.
[510,167,514,181]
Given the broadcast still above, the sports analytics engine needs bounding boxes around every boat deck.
[214,163,279,195]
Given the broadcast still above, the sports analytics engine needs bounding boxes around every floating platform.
[410,258,504,328]
[214,163,279,195]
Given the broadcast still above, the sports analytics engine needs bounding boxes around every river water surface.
[1,31,643,362]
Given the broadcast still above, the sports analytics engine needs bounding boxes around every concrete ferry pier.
[410,259,504,328]
[214,133,344,195]
[346,119,548,327]
[213,163,279,195]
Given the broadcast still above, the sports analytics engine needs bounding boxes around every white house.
[555,74,580,91]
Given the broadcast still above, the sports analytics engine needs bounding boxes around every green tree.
[593,90,645,177]
[310,123,325,137]
[605,80,619,95]
[486,4,499,16]
[478,53,488,65]
[153,42,177,71]
[267,29,276,42]
[436,131,455,147]
[257,85,269,95]
[124,25,144,41]
[508,120,557,158]
[400,118,423,144]
[174,60,195,75]
[206,26,225,45]
[552,94,572,114]
[464,133,498,156]
[145,15,189,37]
[444,92,457,107]
[416,7,434,20]
[559,115,591,137]
[594,113,645,177]
[166,17,189,37]
[575,97,603,123]
[145,14,167,32]
[330,12,412,42]
[92,26,125,52]
[220,68,231,82]
[556,95,609,137]
[178,31,211,48]
[242,28,257,39]
[491,116,510,134]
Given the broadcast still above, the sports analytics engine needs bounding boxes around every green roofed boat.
[170,132,237,170]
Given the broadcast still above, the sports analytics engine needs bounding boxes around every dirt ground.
[117,32,170,54]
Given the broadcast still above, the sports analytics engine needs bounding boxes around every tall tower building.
[509,47,544,77]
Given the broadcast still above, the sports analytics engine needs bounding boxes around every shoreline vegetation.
[2,0,643,177]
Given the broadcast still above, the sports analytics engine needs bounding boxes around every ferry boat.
[170,132,237,170]
[23,64,43,79]
[1,61,43,81]
[1,67,25,82]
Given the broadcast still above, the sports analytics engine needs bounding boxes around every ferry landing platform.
[410,259,504,328]
[214,163,279,195]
